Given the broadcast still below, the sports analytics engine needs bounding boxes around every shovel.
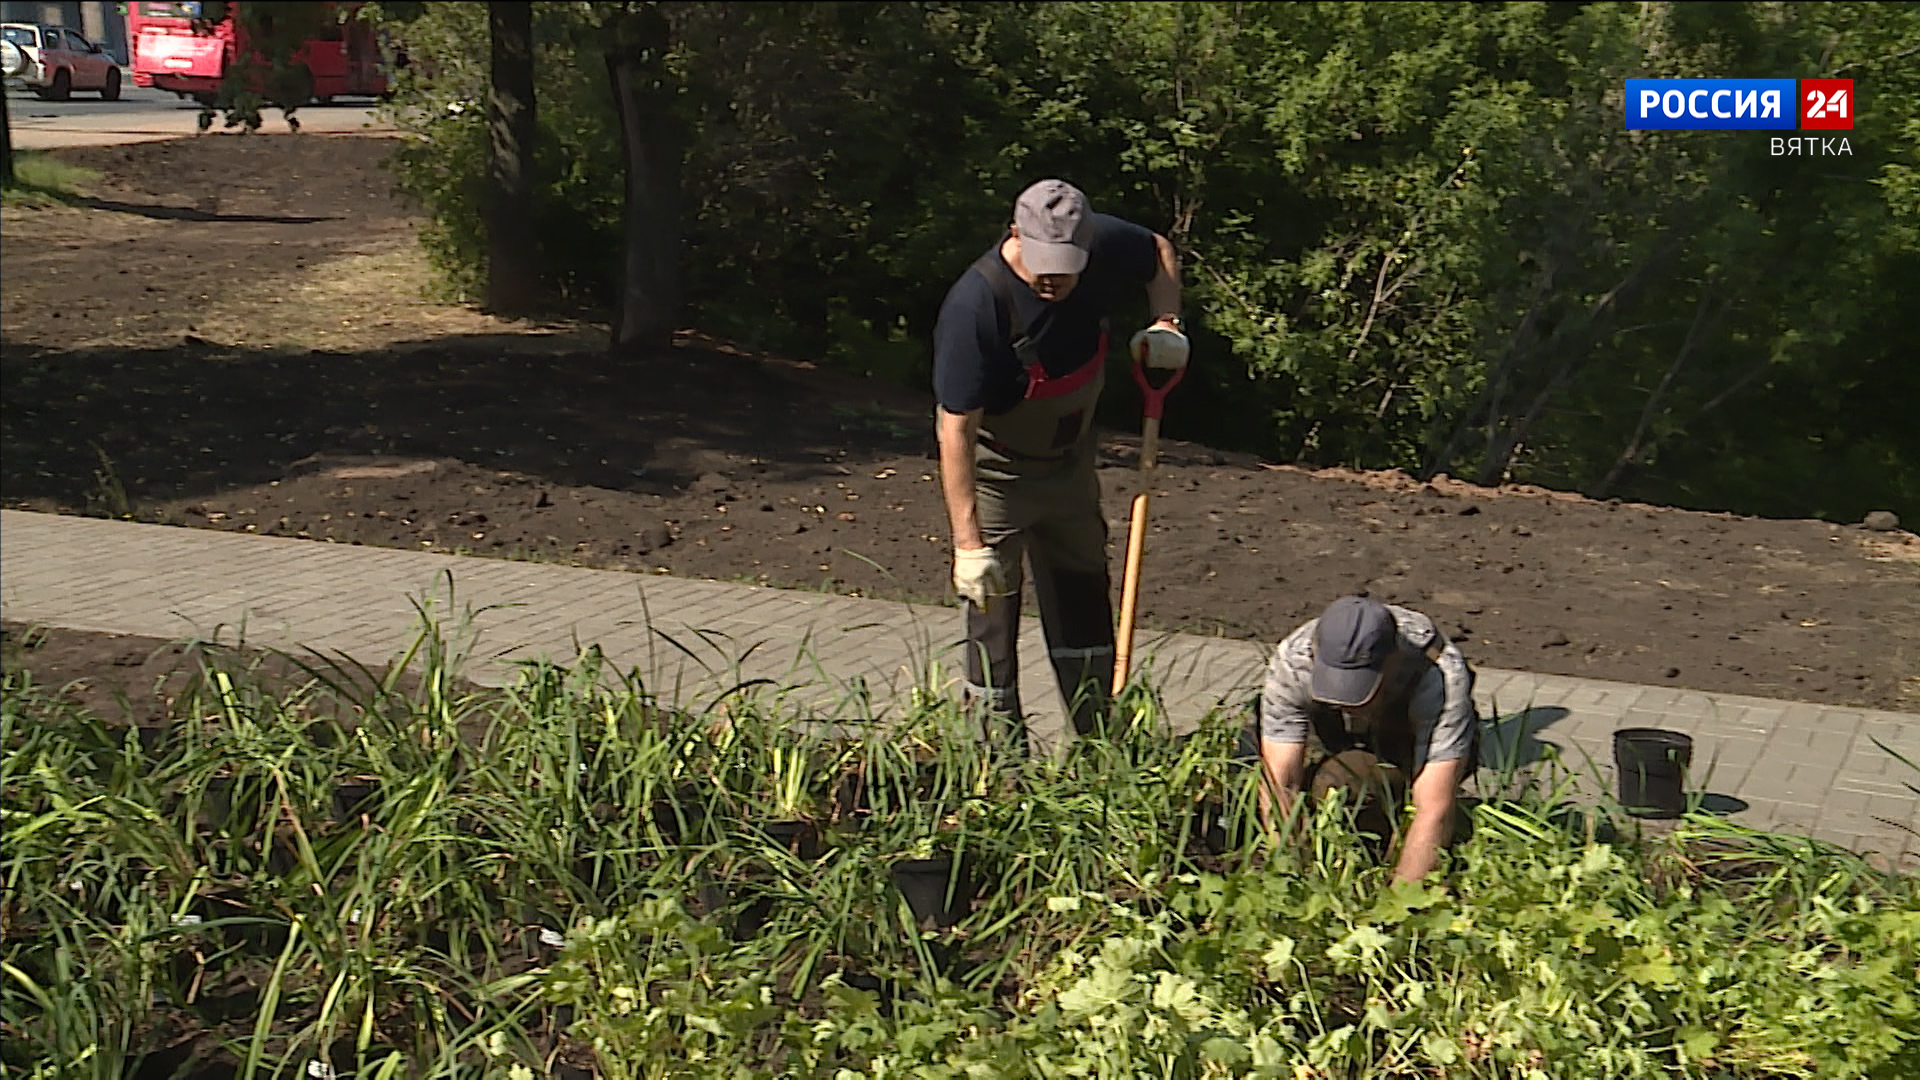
[1111,349,1185,696]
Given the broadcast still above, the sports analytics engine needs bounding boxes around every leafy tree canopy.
[376,1,1917,522]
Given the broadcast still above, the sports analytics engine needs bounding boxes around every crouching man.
[1257,596,1479,882]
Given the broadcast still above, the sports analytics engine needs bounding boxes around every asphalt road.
[7,81,387,148]
[9,82,191,117]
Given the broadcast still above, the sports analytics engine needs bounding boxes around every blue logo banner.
[1624,79,1798,130]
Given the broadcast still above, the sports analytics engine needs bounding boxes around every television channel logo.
[1624,79,1852,130]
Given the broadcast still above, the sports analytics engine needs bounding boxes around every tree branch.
[1471,227,1691,486]
[1690,356,1775,420]
[1420,253,1558,478]
[1589,287,1724,499]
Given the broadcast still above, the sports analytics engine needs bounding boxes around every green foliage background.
[377,1,1919,523]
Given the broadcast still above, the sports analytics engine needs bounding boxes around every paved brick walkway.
[4,509,1914,866]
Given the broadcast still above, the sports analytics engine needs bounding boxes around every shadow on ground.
[1476,705,1754,818]
[68,194,342,224]
[0,336,931,508]
[1479,705,1570,772]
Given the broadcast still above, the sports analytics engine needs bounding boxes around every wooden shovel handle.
[1114,353,1180,697]
[1112,490,1150,697]
[1139,415,1162,471]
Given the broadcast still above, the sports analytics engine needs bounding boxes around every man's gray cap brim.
[1020,238,1090,276]
[1310,663,1386,708]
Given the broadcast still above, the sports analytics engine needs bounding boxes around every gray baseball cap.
[1310,596,1397,707]
[1013,179,1092,276]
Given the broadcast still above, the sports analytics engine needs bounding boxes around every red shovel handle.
[1132,356,1185,419]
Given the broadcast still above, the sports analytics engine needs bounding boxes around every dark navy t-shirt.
[933,212,1159,415]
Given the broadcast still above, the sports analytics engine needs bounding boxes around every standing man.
[933,179,1187,751]
[1257,596,1480,882]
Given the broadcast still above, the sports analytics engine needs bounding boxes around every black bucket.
[891,854,973,929]
[1613,728,1693,818]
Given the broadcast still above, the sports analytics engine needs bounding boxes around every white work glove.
[952,546,1008,608]
[1129,325,1190,369]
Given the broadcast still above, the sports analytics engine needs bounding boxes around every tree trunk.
[485,1,540,314]
[1,80,14,186]
[605,5,681,355]
[1420,258,1558,480]
[1472,340,1592,486]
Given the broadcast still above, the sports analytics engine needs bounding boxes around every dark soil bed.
[0,622,484,732]
[2,135,414,349]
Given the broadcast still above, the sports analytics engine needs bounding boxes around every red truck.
[128,1,391,106]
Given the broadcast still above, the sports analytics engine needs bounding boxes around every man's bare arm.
[1394,757,1466,883]
[936,407,986,550]
[1258,737,1309,835]
[1147,233,1181,324]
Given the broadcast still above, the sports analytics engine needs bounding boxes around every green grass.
[2,604,1915,1079]
[1,151,100,208]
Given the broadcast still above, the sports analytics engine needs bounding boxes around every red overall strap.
[1024,332,1108,401]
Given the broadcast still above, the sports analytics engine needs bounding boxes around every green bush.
[552,811,1920,1079]
[376,1,1920,522]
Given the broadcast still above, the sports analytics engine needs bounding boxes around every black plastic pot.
[694,881,776,940]
[201,776,239,832]
[830,768,876,824]
[1188,799,1250,856]
[573,849,638,903]
[760,818,822,861]
[649,785,708,842]
[891,854,974,929]
[192,889,289,954]
[192,982,266,1024]
[838,967,903,1012]
[1613,728,1693,818]
[840,969,891,995]
[734,893,776,939]
[266,834,301,876]
[330,778,381,824]
[190,889,247,936]
[694,881,729,920]
[129,724,171,757]
[571,855,601,897]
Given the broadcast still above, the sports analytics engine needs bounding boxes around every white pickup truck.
[2,23,123,101]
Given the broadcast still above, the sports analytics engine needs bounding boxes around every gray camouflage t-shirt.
[1258,605,1477,775]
